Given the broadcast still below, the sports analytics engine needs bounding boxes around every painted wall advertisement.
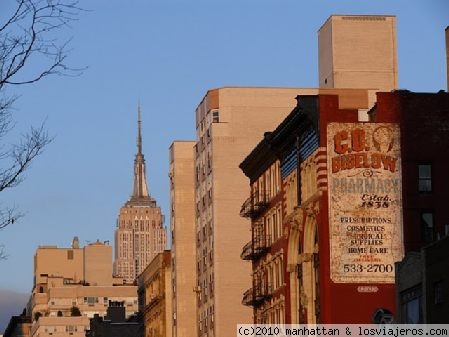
[327,123,403,283]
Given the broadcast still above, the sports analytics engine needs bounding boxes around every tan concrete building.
[194,87,318,337]
[319,15,398,92]
[137,250,172,337]
[33,238,117,290]
[30,316,89,337]
[29,240,138,336]
[168,141,197,337]
[114,107,167,283]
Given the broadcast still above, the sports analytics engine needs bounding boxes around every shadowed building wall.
[446,26,449,91]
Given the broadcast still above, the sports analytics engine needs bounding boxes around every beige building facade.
[137,250,172,337]
[114,108,166,283]
[169,141,197,337]
[194,87,318,337]
[29,240,138,336]
[30,317,89,337]
[319,15,398,92]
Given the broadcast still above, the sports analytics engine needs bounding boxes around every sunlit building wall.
[169,141,197,337]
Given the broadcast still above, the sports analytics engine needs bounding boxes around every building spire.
[137,102,142,155]
[132,104,149,199]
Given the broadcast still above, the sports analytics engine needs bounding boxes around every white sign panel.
[327,123,403,283]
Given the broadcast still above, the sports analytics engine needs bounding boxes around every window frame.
[418,163,432,193]
[420,211,435,243]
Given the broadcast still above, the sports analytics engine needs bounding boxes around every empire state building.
[114,107,166,283]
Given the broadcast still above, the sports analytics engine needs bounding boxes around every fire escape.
[240,189,272,310]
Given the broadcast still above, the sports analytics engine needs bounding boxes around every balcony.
[242,284,272,307]
[239,191,271,219]
[240,235,270,261]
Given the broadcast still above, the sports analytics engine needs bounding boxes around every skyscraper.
[114,107,166,283]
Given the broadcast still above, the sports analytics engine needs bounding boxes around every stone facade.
[137,250,172,337]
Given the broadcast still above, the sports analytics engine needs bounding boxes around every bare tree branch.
[0,206,24,230]
[0,123,52,192]
[0,0,83,249]
[0,244,7,260]
[0,0,83,89]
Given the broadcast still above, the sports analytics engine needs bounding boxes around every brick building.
[240,89,449,323]
[240,89,386,324]
[396,236,449,324]
[371,92,449,252]
[239,138,285,324]
[380,91,449,324]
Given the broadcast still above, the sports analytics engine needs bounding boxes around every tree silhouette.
[0,0,83,258]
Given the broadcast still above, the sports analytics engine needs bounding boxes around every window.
[66,326,76,333]
[421,212,434,242]
[434,280,445,304]
[273,213,278,241]
[212,110,219,123]
[401,286,422,323]
[67,250,73,260]
[84,297,98,305]
[418,164,432,192]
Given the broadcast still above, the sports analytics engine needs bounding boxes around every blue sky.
[0,0,447,324]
